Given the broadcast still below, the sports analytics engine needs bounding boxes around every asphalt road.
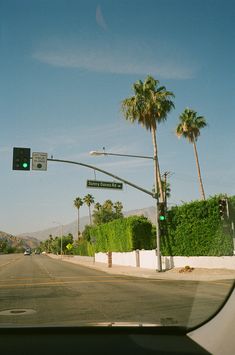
[0,254,233,328]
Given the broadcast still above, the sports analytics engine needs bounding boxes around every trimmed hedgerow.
[87,215,152,253]
[160,196,233,256]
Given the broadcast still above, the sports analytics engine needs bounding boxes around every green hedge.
[72,239,94,256]
[160,196,234,256]
[74,196,234,256]
[87,215,152,253]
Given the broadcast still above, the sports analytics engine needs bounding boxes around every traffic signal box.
[219,198,227,220]
[158,202,167,235]
[13,147,31,171]
[158,202,166,221]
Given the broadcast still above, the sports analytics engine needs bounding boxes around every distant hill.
[124,206,156,222]
[17,206,156,242]
[0,231,40,252]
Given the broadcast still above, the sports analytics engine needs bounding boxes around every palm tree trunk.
[151,127,164,202]
[77,209,80,240]
[88,206,92,225]
[193,139,206,200]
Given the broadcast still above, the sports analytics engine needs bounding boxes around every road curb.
[46,254,235,281]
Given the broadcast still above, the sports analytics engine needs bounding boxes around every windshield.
[1,0,234,329]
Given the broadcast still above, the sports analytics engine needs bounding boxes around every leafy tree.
[62,233,74,254]
[82,224,93,242]
[176,108,207,200]
[74,197,83,239]
[92,200,124,225]
[121,75,174,202]
[40,233,74,254]
[83,194,95,224]
[94,202,102,211]
[113,201,123,218]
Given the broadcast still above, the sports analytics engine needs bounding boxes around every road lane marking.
[0,277,174,288]
[0,275,143,282]
[0,278,232,289]
[0,279,138,288]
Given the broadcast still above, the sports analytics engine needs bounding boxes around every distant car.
[35,250,40,255]
[24,249,31,255]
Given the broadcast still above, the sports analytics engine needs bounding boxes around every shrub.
[85,215,153,253]
[161,196,233,256]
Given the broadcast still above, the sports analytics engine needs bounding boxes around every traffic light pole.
[47,158,154,197]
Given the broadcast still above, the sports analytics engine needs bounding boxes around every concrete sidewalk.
[49,254,235,282]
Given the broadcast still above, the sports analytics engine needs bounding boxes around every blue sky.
[1,0,235,235]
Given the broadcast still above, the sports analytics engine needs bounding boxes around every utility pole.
[162,171,173,210]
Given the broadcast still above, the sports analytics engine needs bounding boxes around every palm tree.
[103,199,113,210]
[83,194,95,225]
[113,201,123,219]
[153,179,171,201]
[94,202,102,211]
[113,201,123,214]
[121,75,174,202]
[176,108,207,200]
[73,197,83,239]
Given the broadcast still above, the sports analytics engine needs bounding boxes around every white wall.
[95,250,235,270]
[166,256,235,270]
[95,252,107,263]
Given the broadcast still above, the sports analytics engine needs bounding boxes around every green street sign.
[87,180,123,190]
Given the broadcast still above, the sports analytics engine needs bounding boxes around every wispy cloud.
[30,122,131,153]
[96,4,108,30]
[32,36,196,79]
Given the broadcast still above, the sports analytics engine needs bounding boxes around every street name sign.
[87,180,123,190]
[32,152,48,171]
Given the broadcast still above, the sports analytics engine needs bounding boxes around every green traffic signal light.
[158,202,166,221]
[13,147,31,171]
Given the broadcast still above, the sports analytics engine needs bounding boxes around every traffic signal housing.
[158,202,166,221]
[13,147,31,171]
[219,198,227,220]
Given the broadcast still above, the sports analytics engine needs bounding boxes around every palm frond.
[176,108,207,142]
[121,75,174,131]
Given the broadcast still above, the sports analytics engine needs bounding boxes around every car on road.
[24,249,31,256]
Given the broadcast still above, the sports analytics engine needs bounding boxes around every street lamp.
[89,149,163,272]
[53,222,63,259]
[90,150,154,160]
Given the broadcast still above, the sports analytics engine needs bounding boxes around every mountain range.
[17,206,156,242]
[0,231,40,251]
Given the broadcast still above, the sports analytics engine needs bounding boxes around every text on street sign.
[32,152,48,171]
[87,180,123,190]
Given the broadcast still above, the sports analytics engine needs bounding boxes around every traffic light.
[158,202,166,221]
[219,198,227,219]
[12,147,31,171]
